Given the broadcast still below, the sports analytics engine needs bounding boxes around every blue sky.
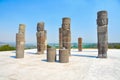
[0,0,120,43]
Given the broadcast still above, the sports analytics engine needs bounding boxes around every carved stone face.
[97,11,107,18]
[62,23,70,30]
[97,11,108,26]
[19,24,25,34]
[62,18,70,30]
[97,18,108,26]
[37,22,44,31]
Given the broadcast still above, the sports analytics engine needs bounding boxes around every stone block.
[59,49,69,63]
[47,48,56,62]
[16,33,24,58]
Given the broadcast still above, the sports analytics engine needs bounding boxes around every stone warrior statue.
[97,11,108,58]
[36,22,47,54]
[16,24,26,58]
[59,17,71,55]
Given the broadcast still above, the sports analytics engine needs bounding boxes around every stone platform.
[0,49,120,80]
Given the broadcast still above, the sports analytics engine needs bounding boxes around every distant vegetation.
[25,45,36,49]
[50,43,120,49]
[108,43,120,49]
[47,45,52,48]
[0,43,120,51]
[0,45,16,51]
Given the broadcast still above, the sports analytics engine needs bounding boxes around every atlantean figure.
[59,17,71,55]
[16,24,26,58]
[97,11,108,58]
[36,22,47,54]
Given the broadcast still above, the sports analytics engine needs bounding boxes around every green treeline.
[59,43,120,49]
[108,43,120,49]
[0,45,16,51]
[0,43,120,51]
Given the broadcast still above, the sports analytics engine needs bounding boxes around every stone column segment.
[47,48,56,62]
[59,49,69,63]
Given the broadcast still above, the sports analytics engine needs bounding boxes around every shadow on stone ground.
[10,56,16,58]
[41,59,59,63]
[72,54,97,58]
[72,51,97,52]
[82,51,98,52]
[26,52,36,55]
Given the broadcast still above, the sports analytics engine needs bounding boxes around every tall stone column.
[16,24,25,58]
[97,11,108,58]
[78,37,82,51]
[36,22,47,54]
[59,17,71,55]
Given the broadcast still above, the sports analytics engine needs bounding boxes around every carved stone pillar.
[59,17,71,55]
[97,11,108,58]
[36,22,47,54]
[16,24,25,58]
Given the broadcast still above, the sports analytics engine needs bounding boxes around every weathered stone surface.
[16,24,25,58]
[37,44,45,54]
[37,22,44,31]
[62,30,71,38]
[16,33,24,58]
[62,17,70,30]
[97,11,108,26]
[19,24,25,36]
[36,31,45,43]
[78,37,82,51]
[97,11,108,58]
[36,32,45,54]
[59,17,71,55]
[59,49,69,63]
[36,22,47,54]
[47,48,56,62]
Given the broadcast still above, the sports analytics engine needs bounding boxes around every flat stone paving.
[0,49,120,80]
